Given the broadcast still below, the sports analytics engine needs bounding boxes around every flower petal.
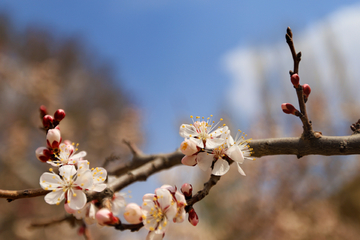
[77,160,90,174]
[40,172,62,190]
[189,137,204,148]
[181,155,197,166]
[226,145,244,163]
[44,190,64,205]
[92,183,107,192]
[146,231,164,240]
[212,159,230,176]
[75,170,93,190]
[196,152,213,171]
[237,163,246,176]
[206,138,225,149]
[179,124,196,138]
[68,189,87,210]
[59,165,76,181]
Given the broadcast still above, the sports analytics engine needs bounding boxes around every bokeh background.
[1,1,360,239]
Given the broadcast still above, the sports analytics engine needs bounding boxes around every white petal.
[75,170,93,190]
[146,231,164,240]
[92,167,107,183]
[92,183,107,192]
[77,160,90,174]
[196,152,213,171]
[68,189,87,210]
[59,165,76,180]
[40,172,62,190]
[71,151,87,161]
[212,159,230,176]
[155,188,172,208]
[179,124,196,138]
[112,193,126,215]
[226,145,244,163]
[44,190,64,205]
[181,155,197,166]
[237,163,246,176]
[189,137,204,148]
[85,203,97,224]
[206,138,225,149]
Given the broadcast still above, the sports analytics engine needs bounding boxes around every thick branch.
[250,135,360,158]
[108,150,183,192]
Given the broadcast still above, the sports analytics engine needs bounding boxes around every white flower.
[179,115,229,149]
[47,142,86,167]
[196,146,230,176]
[40,165,93,210]
[195,130,253,176]
[226,132,254,176]
[77,160,107,192]
[142,188,177,234]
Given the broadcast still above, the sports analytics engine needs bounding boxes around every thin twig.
[185,175,221,211]
[112,222,144,232]
[286,27,313,137]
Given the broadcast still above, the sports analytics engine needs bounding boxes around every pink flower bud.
[188,208,199,226]
[303,84,311,98]
[281,103,297,115]
[180,139,198,156]
[64,203,76,214]
[35,147,52,162]
[181,183,193,197]
[47,129,62,149]
[54,109,66,121]
[181,155,197,166]
[123,203,143,224]
[39,105,48,118]
[96,208,119,226]
[42,115,54,128]
[291,74,300,87]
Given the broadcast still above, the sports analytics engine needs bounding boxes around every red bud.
[39,105,48,118]
[281,103,297,115]
[42,115,54,127]
[303,84,311,97]
[54,109,66,121]
[291,74,300,87]
[188,208,199,226]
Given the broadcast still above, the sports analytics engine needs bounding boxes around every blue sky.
[1,0,358,154]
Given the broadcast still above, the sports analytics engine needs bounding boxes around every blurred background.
[1,0,360,239]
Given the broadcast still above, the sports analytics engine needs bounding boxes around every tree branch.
[250,135,360,158]
[185,175,221,211]
[0,188,49,202]
[108,150,183,192]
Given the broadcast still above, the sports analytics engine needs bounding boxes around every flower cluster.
[122,185,190,240]
[36,106,118,222]
[179,115,254,176]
